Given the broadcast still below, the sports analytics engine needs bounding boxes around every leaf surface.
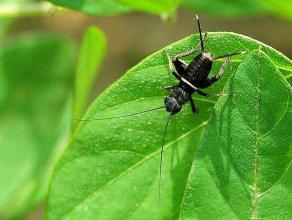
[180,50,291,219]
[46,32,292,220]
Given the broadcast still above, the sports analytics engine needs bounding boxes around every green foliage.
[115,0,180,14]
[46,0,292,20]
[47,0,130,16]
[46,33,291,219]
[180,50,291,219]
[0,34,75,218]
[46,0,178,16]
[182,0,292,20]
[74,26,106,120]
[182,0,267,17]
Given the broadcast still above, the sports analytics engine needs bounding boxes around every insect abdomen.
[185,53,212,85]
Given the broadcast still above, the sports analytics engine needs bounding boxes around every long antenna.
[74,106,165,121]
[196,14,204,52]
[159,112,173,200]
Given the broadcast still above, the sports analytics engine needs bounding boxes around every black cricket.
[164,15,245,116]
[158,14,245,196]
[78,14,245,197]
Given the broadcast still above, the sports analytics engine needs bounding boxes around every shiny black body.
[165,53,214,114]
[183,53,213,88]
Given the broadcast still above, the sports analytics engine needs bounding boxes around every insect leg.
[164,50,184,81]
[205,56,231,86]
[189,97,198,113]
[166,69,230,97]
[173,32,207,60]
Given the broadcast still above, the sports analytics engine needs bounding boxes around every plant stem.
[0,2,66,18]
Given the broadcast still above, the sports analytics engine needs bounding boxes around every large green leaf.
[0,34,75,218]
[74,26,106,120]
[180,50,291,219]
[47,0,130,16]
[46,33,291,220]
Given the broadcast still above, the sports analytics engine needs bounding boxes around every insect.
[78,14,246,198]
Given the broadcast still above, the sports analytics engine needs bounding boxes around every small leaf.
[74,26,106,120]
[180,50,291,219]
[46,33,291,220]
[0,34,75,218]
[48,0,130,16]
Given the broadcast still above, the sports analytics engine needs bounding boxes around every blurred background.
[15,8,292,100]
[0,0,291,219]
[9,3,292,101]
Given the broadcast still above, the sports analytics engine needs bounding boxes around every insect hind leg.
[203,50,246,88]
[196,56,233,96]
[173,32,207,60]
[163,50,186,81]
[206,56,232,85]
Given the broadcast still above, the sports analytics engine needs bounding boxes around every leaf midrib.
[251,54,261,220]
